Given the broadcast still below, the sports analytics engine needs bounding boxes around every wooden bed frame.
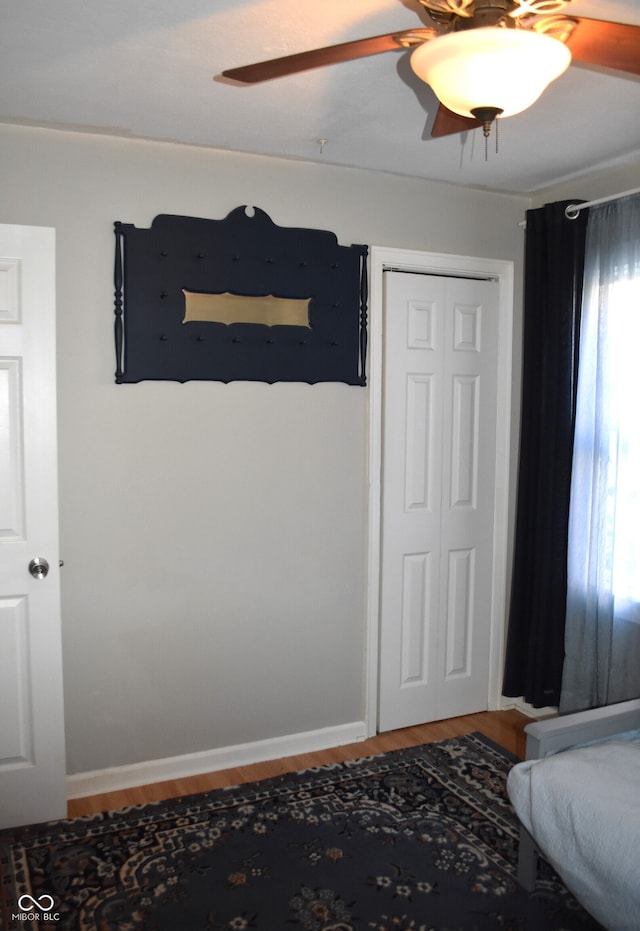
[517,697,640,890]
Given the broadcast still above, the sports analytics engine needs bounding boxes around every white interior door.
[0,223,66,828]
[378,269,499,732]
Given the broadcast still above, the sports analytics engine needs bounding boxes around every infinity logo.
[17,894,55,911]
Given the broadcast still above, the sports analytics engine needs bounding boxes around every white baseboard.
[500,695,558,720]
[66,720,368,800]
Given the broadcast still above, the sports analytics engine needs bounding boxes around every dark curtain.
[502,201,587,707]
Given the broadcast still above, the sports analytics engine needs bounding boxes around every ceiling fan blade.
[431,104,480,138]
[566,18,640,76]
[221,28,438,84]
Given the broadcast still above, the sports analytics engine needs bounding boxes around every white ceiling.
[2,0,639,194]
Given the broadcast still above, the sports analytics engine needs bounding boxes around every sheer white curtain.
[560,193,640,712]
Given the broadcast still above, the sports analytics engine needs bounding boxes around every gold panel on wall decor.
[182,290,312,329]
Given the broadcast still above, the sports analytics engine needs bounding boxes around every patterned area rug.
[0,733,602,931]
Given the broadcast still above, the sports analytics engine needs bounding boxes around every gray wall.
[1,123,529,774]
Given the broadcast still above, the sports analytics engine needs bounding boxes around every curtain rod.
[517,185,640,228]
[565,186,640,219]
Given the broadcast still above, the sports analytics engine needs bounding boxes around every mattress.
[507,737,640,931]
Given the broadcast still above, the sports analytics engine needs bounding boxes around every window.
[606,276,640,612]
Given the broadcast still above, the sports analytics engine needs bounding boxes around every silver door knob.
[29,557,50,580]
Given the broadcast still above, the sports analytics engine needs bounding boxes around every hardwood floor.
[67,709,530,819]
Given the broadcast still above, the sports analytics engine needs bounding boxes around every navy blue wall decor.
[114,207,368,385]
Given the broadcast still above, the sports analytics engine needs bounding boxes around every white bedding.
[507,738,640,931]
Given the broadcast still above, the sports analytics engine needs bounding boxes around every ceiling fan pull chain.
[480,114,500,161]
[470,106,502,161]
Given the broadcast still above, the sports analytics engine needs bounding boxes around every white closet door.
[378,270,499,731]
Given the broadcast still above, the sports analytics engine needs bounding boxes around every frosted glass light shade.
[411,27,571,119]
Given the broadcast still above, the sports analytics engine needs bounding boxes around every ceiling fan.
[221,0,640,139]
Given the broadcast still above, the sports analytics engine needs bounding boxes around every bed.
[507,698,640,931]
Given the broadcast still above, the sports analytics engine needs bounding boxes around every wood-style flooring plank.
[67,709,530,819]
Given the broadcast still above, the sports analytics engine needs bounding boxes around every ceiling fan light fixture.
[410,26,571,120]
